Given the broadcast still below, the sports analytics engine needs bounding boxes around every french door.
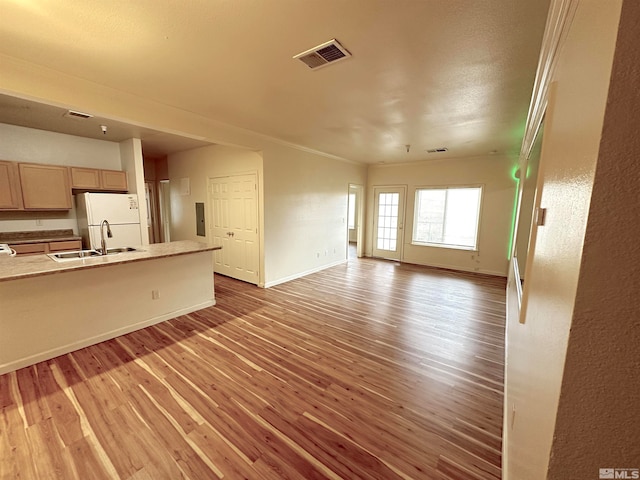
[372,186,406,260]
[209,173,259,284]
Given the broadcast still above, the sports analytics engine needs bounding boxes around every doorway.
[209,173,259,284]
[158,180,171,242]
[372,186,406,261]
[347,184,364,259]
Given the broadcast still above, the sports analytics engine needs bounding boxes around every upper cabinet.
[19,163,72,210]
[71,167,128,192]
[0,161,129,212]
[0,161,23,210]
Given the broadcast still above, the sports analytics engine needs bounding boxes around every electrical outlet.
[152,290,160,300]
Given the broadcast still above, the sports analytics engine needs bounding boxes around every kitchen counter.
[1,240,220,374]
[0,240,221,282]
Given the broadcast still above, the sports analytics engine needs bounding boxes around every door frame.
[371,185,407,261]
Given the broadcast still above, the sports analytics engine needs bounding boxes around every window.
[412,186,482,250]
[348,193,356,229]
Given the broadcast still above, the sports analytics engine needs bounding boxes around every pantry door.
[209,174,259,284]
[372,186,406,261]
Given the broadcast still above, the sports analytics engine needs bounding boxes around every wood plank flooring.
[1,257,506,479]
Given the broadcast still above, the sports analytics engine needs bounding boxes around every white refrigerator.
[76,192,143,250]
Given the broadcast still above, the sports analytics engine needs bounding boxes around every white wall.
[168,143,367,287]
[366,155,516,276]
[504,1,626,478]
[0,123,123,234]
[0,123,122,168]
[120,138,149,245]
[168,144,264,280]
[262,145,366,286]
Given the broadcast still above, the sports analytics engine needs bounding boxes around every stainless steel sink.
[97,247,139,255]
[48,247,139,261]
[48,250,101,261]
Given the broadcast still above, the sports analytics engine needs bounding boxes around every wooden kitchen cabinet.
[70,167,101,189]
[71,167,128,191]
[12,243,47,255]
[0,161,23,210]
[48,240,82,252]
[100,169,128,191]
[19,163,72,210]
[10,239,82,256]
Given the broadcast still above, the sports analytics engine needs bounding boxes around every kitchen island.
[0,241,221,374]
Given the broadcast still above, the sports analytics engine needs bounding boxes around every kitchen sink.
[48,249,101,261]
[97,247,139,255]
[48,247,139,262]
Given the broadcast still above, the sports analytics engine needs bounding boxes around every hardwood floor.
[0,257,506,479]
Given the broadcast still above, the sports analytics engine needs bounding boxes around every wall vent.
[64,110,93,119]
[293,39,351,70]
[427,147,449,153]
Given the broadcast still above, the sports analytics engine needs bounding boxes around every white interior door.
[209,174,259,284]
[372,186,406,260]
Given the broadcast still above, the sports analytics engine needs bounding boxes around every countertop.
[0,229,81,244]
[0,240,221,282]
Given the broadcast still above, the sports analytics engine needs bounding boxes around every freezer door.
[88,224,143,250]
[85,193,141,225]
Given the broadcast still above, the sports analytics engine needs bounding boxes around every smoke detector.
[293,39,351,70]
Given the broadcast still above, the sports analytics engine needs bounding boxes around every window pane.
[376,192,400,251]
[413,187,481,249]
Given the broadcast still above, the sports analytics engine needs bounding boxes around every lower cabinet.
[11,240,83,256]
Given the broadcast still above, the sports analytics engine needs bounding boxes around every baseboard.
[264,259,347,288]
[0,299,215,375]
[401,259,507,278]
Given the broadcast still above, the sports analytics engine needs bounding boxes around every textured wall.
[547,0,640,477]
[504,1,623,478]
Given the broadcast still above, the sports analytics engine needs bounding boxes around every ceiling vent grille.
[293,39,351,70]
[427,147,449,153]
[64,110,93,120]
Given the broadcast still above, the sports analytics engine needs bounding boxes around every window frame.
[411,184,483,251]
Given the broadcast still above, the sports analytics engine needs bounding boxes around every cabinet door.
[12,243,48,255]
[0,160,23,210]
[71,167,101,189]
[19,163,72,210]
[48,240,82,252]
[100,169,128,191]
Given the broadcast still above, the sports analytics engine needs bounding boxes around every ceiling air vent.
[64,110,93,120]
[427,147,449,153]
[293,39,351,70]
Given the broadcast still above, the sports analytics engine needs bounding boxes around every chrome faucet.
[100,219,112,255]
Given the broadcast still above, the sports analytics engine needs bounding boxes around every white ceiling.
[0,0,550,164]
